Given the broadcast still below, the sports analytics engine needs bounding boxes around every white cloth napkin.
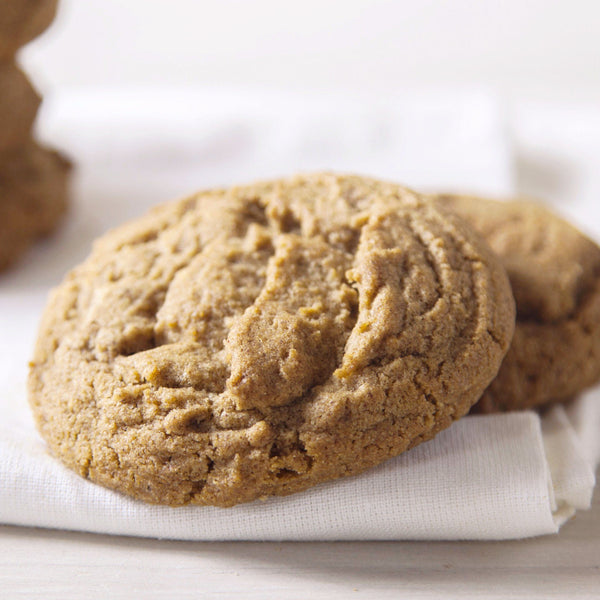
[0,88,597,540]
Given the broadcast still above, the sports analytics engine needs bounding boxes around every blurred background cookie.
[435,194,600,413]
[0,143,70,271]
[0,0,69,272]
[0,63,40,150]
[0,0,58,58]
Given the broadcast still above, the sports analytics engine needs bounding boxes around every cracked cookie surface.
[29,173,515,507]
[435,195,600,413]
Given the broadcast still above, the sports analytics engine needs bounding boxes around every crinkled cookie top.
[29,174,515,506]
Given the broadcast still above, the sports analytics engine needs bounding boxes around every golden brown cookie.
[0,62,41,150]
[435,194,600,413]
[0,0,58,58]
[29,173,515,507]
[0,143,70,271]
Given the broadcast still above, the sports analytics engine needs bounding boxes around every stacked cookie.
[27,173,600,508]
[433,195,600,414]
[0,0,70,271]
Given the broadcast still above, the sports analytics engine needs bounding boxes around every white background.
[20,0,600,103]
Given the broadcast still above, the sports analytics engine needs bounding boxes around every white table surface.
[2,100,600,599]
[1,483,598,599]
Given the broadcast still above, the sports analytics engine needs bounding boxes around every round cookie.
[0,143,70,271]
[0,0,58,58]
[434,194,600,413]
[29,173,515,507]
[0,62,41,151]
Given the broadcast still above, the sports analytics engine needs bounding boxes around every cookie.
[0,0,58,58]
[434,194,600,413]
[0,143,70,271]
[0,62,41,151]
[29,173,515,507]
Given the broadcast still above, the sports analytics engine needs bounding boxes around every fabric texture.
[0,88,597,540]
